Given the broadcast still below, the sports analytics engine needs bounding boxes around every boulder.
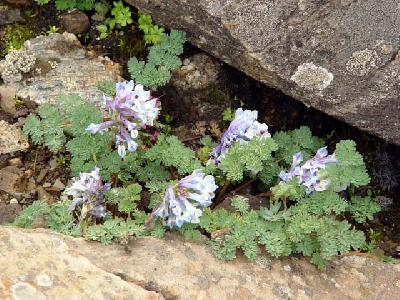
[0,32,122,105]
[1,226,400,299]
[126,0,400,145]
[0,227,163,299]
[59,9,90,34]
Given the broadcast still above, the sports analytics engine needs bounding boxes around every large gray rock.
[127,0,400,144]
[0,32,122,105]
[1,226,400,299]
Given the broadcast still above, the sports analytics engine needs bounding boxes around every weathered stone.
[0,203,21,224]
[0,166,25,194]
[0,85,16,114]
[0,6,25,26]
[8,157,22,167]
[127,0,400,145]
[52,178,66,191]
[0,33,122,105]
[36,186,54,204]
[0,227,164,299]
[0,120,29,155]
[59,9,90,34]
[1,226,400,300]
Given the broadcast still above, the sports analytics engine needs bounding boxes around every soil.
[0,1,399,259]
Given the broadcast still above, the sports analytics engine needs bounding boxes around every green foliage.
[46,26,60,35]
[45,201,81,236]
[14,200,80,236]
[200,188,371,268]
[106,183,142,214]
[14,200,49,228]
[92,1,110,22]
[128,30,186,89]
[348,196,381,223]
[23,95,135,181]
[96,24,109,40]
[273,126,323,166]
[35,0,51,4]
[176,223,202,240]
[35,0,95,10]
[222,108,234,122]
[230,196,250,214]
[106,1,132,29]
[145,134,201,175]
[23,104,65,153]
[85,218,144,244]
[322,140,370,190]
[138,12,165,45]
[1,24,35,56]
[219,137,277,181]
[97,80,116,96]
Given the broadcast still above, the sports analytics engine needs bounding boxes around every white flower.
[64,168,109,219]
[154,170,218,228]
[133,98,159,126]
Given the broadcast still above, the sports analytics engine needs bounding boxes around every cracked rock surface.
[1,226,400,299]
[126,0,400,145]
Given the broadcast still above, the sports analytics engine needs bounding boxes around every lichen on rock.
[290,62,334,91]
[346,49,381,76]
[0,49,36,83]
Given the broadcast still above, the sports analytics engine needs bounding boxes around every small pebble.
[36,273,53,287]
[24,169,33,177]
[8,158,22,167]
[53,179,66,191]
[283,265,292,272]
[49,159,58,170]
[36,168,49,183]
[9,198,18,204]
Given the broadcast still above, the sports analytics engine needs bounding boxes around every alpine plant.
[209,108,271,164]
[86,81,160,158]
[153,170,218,228]
[279,147,338,194]
[65,167,110,220]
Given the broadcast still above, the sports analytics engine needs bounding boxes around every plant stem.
[211,180,231,209]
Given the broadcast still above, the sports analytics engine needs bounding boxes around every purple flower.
[279,147,338,194]
[86,81,160,158]
[210,108,271,164]
[154,170,218,228]
[64,167,110,219]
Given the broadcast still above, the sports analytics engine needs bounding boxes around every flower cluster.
[279,147,338,194]
[65,168,111,219]
[154,170,218,227]
[210,108,270,164]
[86,81,160,157]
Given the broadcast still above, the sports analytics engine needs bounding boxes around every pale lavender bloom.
[86,81,159,158]
[64,167,111,219]
[154,170,218,228]
[210,108,271,164]
[279,147,338,194]
[86,121,115,134]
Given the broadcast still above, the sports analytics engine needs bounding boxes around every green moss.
[207,87,229,104]
[1,24,35,57]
